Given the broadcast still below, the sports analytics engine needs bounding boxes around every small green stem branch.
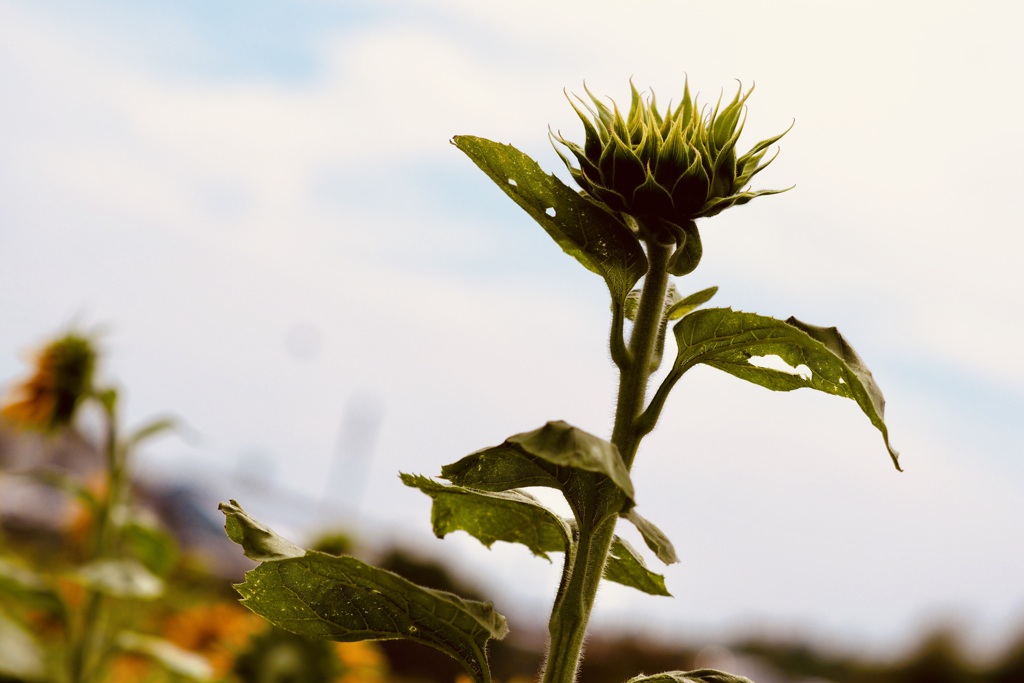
[70,399,121,683]
[541,238,673,683]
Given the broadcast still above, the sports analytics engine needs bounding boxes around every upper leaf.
[672,308,900,470]
[221,500,508,683]
[401,474,570,560]
[452,135,647,303]
[627,670,754,683]
[441,421,635,520]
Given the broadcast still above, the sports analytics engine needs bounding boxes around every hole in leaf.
[545,207,556,217]
[747,354,812,380]
[508,178,517,187]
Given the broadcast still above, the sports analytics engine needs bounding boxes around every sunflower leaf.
[452,135,647,304]
[221,500,507,683]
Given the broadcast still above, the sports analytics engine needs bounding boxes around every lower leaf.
[221,501,508,683]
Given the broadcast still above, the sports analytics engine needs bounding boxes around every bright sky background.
[2,0,1023,662]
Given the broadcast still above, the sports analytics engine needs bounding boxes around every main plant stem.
[541,239,673,683]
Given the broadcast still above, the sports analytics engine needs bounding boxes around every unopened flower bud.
[552,80,791,245]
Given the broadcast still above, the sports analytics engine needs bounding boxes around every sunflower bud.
[552,80,791,246]
[1,333,98,432]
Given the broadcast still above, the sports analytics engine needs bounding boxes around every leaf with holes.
[221,500,508,683]
[672,308,899,470]
[452,135,647,303]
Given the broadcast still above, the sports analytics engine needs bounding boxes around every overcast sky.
[2,0,1023,661]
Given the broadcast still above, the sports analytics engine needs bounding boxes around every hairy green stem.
[541,239,673,683]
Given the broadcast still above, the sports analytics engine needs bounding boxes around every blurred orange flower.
[106,653,153,683]
[334,641,389,683]
[162,601,264,677]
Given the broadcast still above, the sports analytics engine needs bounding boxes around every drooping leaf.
[221,501,508,683]
[404,474,668,597]
[672,308,900,470]
[441,421,635,520]
[627,669,754,683]
[220,500,304,561]
[115,631,213,680]
[401,474,570,560]
[452,135,647,303]
[666,286,719,320]
[622,510,679,565]
[74,559,164,600]
[603,537,671,597]
[666,221,703,276]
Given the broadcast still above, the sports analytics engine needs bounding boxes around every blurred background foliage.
[1,330,1022,683]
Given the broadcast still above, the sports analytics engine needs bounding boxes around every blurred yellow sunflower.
[1,333,97,432]
[162,601,265,678]
[334,641,389,683]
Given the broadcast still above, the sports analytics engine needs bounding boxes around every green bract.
[551,81,791,245]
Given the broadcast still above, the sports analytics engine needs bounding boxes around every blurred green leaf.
[441,421,634,521]
[0,613,47,680]
[124,416,178,452]
[672,308,900,470]
[622,510,679,565]
[121,510,179,576]
[116,631,213,680]
[401,474,570,560]
[0,557,67,624]
[453,135,647,303]
[74,559,163,600]
[603,537,670,597]
[627,670,754,683]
